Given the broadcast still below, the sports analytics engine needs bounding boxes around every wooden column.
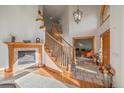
[5,45,14,72]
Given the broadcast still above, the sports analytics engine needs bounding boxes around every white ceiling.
[43,5,67,19]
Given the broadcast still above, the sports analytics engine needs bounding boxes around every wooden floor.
[0,70,13,79]
[33,66,104,88]
[0,66,104,88]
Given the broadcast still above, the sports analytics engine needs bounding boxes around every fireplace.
[18,50,36,65]
[13,48,40,72]
[14,48,39,66]
[5,42,42,72]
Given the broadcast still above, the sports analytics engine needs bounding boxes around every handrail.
[60,35,73,48]
[50,22,73,48]
[47,31,73,48]
[46,32,65,47]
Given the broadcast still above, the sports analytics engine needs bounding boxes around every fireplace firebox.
[18,50,36,65]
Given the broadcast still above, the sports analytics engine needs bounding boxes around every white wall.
[61,5,99,52]
[61,6,70,43]
[110,5,124,88]
[68,5,99,45]
[109,6,122,87]
[0,43,8,68]
[121,6,124,87]
[0,5,45,43]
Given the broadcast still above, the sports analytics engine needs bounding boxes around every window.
[100,5,110,25]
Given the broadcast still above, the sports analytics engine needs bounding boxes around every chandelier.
[73,7,83,24]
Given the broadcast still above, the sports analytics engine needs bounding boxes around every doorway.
[73,36,95,63]
[100,29,110,66]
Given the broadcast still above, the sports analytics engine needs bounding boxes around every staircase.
[45,32,75,73]
[36,11,75,73]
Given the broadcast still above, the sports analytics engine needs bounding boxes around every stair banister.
[45,32,75,72]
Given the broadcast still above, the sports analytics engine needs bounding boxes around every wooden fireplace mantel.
[5,42,42,47]
[5,42,43,72]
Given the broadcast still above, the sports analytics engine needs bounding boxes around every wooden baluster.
[58,47,61,66]
[63,52,65,67]
[61,51,63,67]
[65,52,67,68]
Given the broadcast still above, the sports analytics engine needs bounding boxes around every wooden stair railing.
[45,32,75,72]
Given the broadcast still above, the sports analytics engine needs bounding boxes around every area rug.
[15,73,68,88]
[0,76,3,80]
[0,83,16,88]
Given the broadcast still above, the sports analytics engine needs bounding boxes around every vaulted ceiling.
[43,5,67,19]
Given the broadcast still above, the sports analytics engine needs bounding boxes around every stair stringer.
[44,51,63,73]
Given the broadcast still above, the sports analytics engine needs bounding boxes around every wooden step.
[36,18,44,22]
[39,26,45,30]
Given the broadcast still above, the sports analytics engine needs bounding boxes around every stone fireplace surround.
[14,48,38,65]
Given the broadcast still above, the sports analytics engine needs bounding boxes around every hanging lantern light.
[73,6,83,24]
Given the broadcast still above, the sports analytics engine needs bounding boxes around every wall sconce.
[73,6,83,24]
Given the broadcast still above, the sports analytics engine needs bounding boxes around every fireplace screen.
[18,50,36,65]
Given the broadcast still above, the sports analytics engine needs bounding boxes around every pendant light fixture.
[73,6,83,24]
